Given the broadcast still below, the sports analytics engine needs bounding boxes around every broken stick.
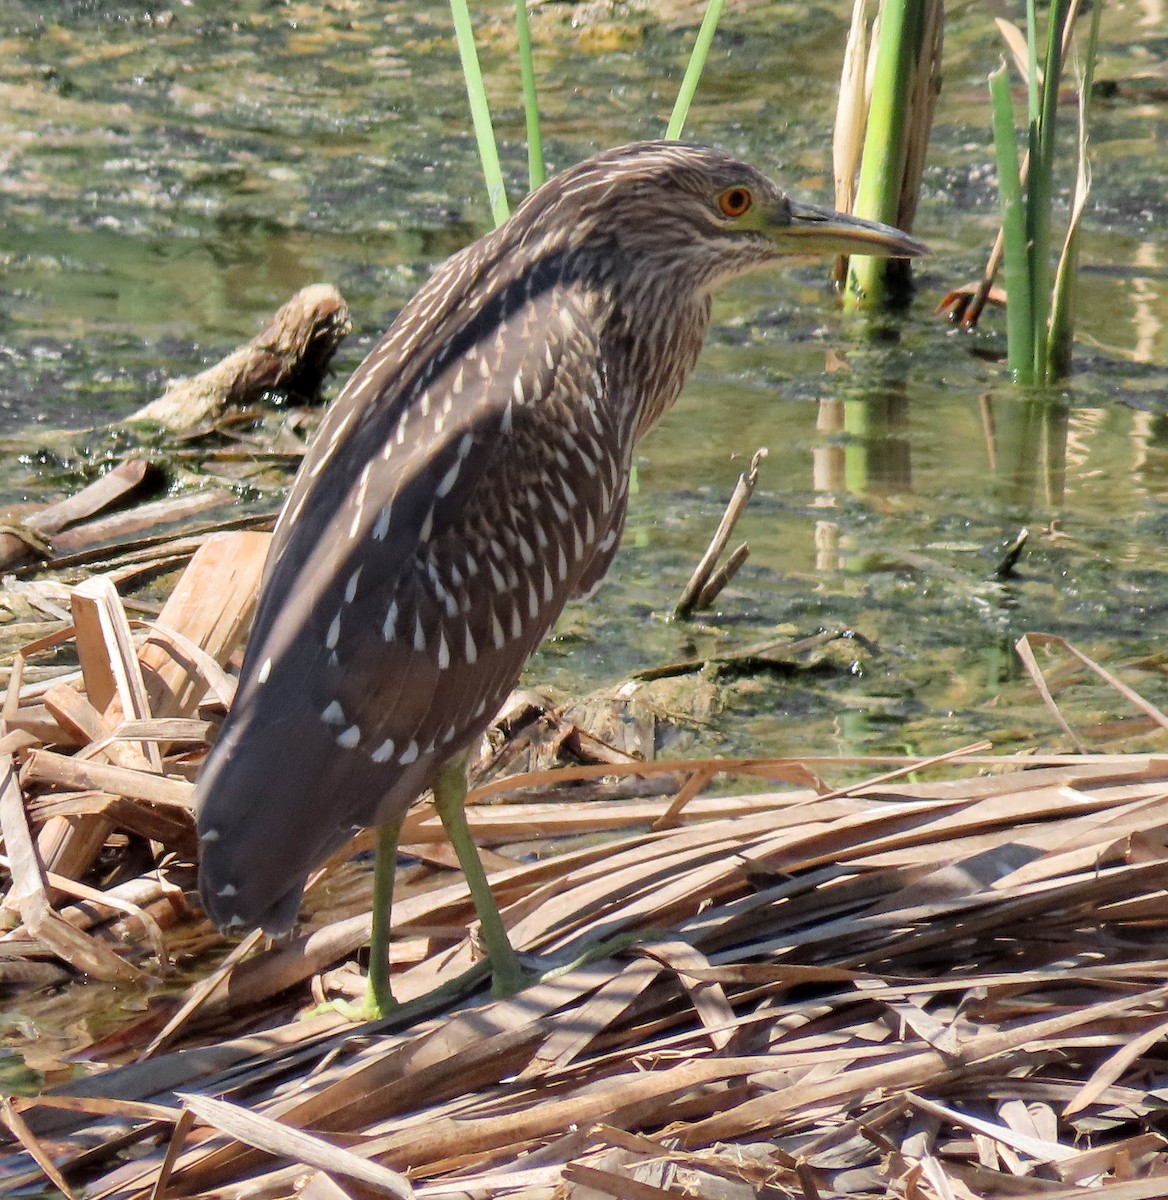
[674,448,766,619]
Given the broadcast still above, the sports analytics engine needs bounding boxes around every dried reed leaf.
[994,18,1032,83]
[517,959,663,1078]
[636,942,735,1049]
[180,1092,415,1198]
[561,1161,677,1199]
[1021,632,1168,737]
[0,1095,80,1200]
[833,0,869,216]
[905,1093,1076,1164]
[0,852,169,963]
[1054,1133,1168,1185]
[1063,1014,1168,1118]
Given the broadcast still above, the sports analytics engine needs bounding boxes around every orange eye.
[718,187,752,218]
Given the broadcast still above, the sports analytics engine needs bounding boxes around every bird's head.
[510,140,927,294]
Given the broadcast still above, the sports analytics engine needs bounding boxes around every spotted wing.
[196,271,630,933]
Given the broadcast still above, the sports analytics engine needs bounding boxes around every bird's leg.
[432,752,527,998]
[318,817,402,1022]
[363,816,402,1016]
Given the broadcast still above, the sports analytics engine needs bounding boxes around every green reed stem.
[450,0,510,226]
[665,0,726,140]
[514,0,544,190]
[1048,2,1101,379]
[846,0,927,306]
[1026,0,1071,383]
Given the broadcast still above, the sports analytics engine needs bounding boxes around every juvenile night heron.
[196,141,926,1015]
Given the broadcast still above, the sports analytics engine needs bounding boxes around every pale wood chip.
[0,754,147,983]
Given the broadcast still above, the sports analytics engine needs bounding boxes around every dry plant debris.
[2,535,1168,1197]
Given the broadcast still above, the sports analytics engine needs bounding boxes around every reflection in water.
[812,340,913,571]
[982,395,1070,509]
[1131,240,1165,365]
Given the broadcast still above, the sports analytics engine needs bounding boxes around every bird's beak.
[769,198,929,259]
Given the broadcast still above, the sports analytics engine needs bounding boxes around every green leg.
[432,753,527,998]
[317,817,401,1022]
[363,817,402,1017]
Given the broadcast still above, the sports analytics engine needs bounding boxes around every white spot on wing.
[465,627,478,664]
[337,725,361,748]
[217,883,238,897]
[326,614,341,649]
[348,462,372,541]
[436,460,461,498]
[345,567,363,603]
[257,657,272,684]
[382,600,398,641]
[373,503,393,540]
[400,740,419,764]
[372,738,396,763]
[322,701,345,725]
[437,630,450,670]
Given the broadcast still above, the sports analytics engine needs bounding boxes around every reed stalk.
[514,0,545,190]
[989,0,1098,384]
[1047,2,1101,379]
[450,0,510,226]
[666,0,726,140]
[839,0,941,307]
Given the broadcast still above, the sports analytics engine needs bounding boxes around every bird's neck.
[599,285,713,446]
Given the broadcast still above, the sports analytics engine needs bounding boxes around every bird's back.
[196,239,650,933]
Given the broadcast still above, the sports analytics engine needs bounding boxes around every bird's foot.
[317,991,400,1023]
[489,957,540,999]
[308,970,398,1023]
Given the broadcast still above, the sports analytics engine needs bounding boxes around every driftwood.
[0,459,165,573]
[1,284,347,575]
[130,283,352,431]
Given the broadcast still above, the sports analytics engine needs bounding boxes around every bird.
[195,140,927,1017]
